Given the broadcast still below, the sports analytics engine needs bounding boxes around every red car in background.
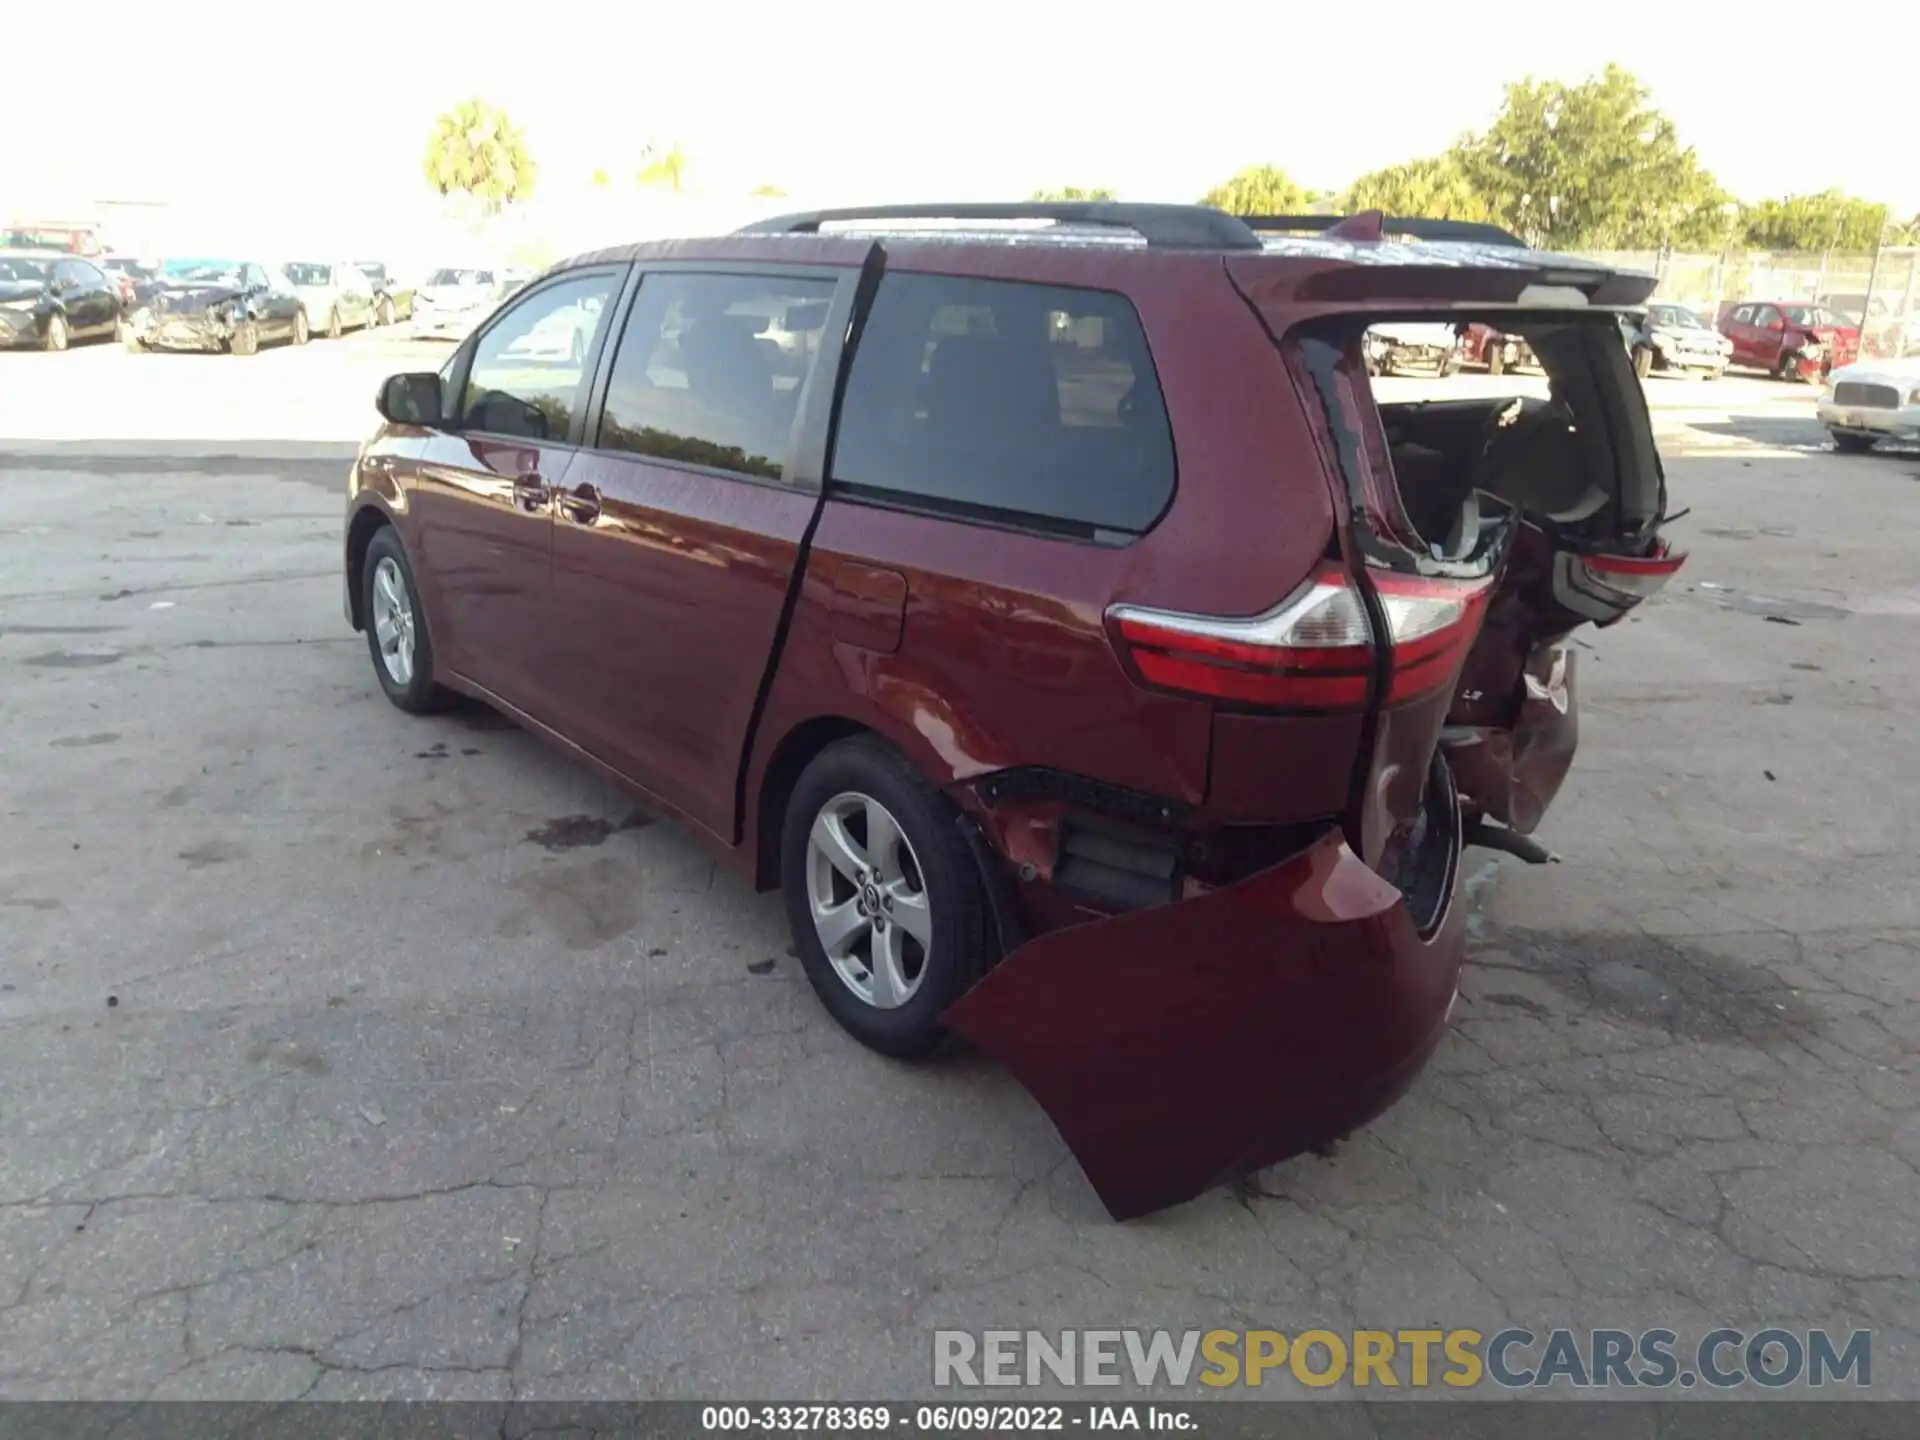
[1458,321,1537,375]
[1717,300,1859,382]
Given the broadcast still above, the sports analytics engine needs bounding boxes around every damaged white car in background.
[1818,356,1920,454]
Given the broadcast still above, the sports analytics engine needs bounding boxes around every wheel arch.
[752,715,873,891]
[343,500,396,631]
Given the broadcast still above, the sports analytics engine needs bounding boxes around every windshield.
[1652,306,1707,329]
[162,259,244,285]
[0,257,51,282]
[427,268,491,286]
[1783,306,1850,328]
[284,263,332,286]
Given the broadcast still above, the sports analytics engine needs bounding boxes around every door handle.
[512,474,549,512]
[556,483,602,525]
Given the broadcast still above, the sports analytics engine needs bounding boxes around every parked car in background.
[98,255,163,311]
[1621,303,1731,379]
[283,262,377,338]
[342,202,1680,1220]
[1457,321,1535,376]
[1817,357,1920,453]
[1362,320,1463,376]
[3,221,107,256]
[410,267,500,340]
[352,262,413,325]
[1718,300,1859,382]
[126,258,308,355]
[0,252,122,350]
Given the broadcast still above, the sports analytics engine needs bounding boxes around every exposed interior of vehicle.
[1356,316,1667,561]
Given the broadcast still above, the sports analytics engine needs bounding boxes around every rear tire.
[326,307,342,340]
[361,527,452,714]
[781,737,991,1059]
[291,308,310,346]
[42,314,69,352]
[1831,431,1878,454]
[1632,345,1654,380]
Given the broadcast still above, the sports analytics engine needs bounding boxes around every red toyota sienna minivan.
[345,203,1681,1218]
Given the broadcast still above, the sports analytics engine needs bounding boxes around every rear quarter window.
[829,273,1174,537]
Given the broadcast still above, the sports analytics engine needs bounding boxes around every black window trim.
[578,258,861,495]
[820,266,1178,545]
[448,262,633,448]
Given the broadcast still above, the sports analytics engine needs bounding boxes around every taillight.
[1553,546,1687,622]
[1109,566,1492,712]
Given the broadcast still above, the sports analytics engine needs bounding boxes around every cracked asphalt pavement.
[1,345,1917,1401]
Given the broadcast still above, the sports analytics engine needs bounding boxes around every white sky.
[8,0,1917,224]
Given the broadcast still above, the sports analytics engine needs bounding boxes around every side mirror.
[376,372,443,427]
[1768,318,1786,332]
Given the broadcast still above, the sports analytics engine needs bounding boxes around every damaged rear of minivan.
[945,228,1682,1219]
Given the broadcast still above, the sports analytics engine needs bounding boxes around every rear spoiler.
[1243,214,1528,248]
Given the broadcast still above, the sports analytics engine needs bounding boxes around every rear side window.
[597,271,835,480]
[830,274,1175,536]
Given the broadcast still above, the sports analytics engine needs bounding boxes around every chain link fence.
[1852,246,1919,360]
[1567,246,1920,360]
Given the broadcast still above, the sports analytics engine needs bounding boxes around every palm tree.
[638,143,690,194]
[422,99,536,217]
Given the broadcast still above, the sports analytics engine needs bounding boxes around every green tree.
[1456,65,1725,249]
[1199,165,1307,216]
[638,142,690,193]
[1738,190,1890,251]
[1343,152,1495,222]
[422,99,536,215]
[1029,186,1118,202]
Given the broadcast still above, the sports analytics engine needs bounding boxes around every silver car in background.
[283,262,377,339]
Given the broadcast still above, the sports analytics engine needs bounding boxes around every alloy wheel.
[45,314,68,352]
[369,556,416,687]
[804,791,933,1010]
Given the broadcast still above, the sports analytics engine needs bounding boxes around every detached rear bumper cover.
[942,831,1463,1220]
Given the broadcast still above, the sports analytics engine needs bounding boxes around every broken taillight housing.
[1552,545,1687,623]
[1109,565,1493,712]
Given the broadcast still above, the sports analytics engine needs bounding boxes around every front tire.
[42,313,69,352]
[326,307,342,340]
[361,527,451,714]
[291,308,310,346]
[1632,345,1654,380]
[229,320,260,356]
[1831,430,1878,455]
[781,737,991,1058]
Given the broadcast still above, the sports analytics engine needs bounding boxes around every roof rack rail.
[1243,214,1528,249]
[736,202,1264,251]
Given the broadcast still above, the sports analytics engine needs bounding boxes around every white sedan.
[1817,357,1920,454]
[410,268,501,341]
